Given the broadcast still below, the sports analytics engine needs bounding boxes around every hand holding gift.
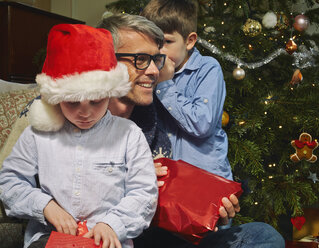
[152,158,243,245]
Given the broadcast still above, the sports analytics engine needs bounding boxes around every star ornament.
[308,172,319,183]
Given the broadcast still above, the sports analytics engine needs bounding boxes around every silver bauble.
[233,67,245,80]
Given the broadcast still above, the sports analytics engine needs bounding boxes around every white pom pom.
[28,99,65,132]
[262,11,277,29]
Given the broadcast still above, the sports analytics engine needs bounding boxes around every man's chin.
[120,95,153,106]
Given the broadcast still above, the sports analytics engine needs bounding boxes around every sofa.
[0,79,39,248]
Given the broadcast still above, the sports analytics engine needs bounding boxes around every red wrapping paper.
[152,158,243,245]
[45,221,102,248]
[45,231,102,248]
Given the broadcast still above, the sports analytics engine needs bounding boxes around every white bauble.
[262,11,277,29]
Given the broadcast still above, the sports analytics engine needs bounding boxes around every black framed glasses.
[115,53,166,70]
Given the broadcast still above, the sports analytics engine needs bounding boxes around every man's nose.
[145,60,160,76]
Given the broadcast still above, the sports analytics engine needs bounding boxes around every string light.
[279,125,282,129]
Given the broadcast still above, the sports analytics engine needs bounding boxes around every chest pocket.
[88,157,126,200]
[91,157,126,175]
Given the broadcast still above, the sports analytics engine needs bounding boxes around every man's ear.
[186,32,197,51]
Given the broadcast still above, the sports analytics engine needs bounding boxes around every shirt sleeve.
[156,60,226,138]
[100,126,158,241]
[0,127,52,224]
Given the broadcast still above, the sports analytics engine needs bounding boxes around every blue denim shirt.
[0,111,158,248]
[155,48,232,180]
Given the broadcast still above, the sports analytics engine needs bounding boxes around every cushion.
[0,88,39,166]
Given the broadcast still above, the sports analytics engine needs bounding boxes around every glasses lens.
[153,55,166,70]
[135,54,151,70]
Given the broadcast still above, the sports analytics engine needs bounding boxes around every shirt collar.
[175,47,201,75]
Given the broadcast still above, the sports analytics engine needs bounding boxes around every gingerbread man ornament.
[290,132,318,163]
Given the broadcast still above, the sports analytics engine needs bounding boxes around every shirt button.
[167,107,172,111]
[76,167,81,172]
[203,98,208,103]
[77,146,83,151]
[156,90,161,94]
[75,191,80,196]
[168,133,172,137]
[108,167,113,173]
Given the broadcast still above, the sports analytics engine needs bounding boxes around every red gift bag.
[152,158,243,245]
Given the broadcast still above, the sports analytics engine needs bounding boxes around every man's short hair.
[96,13,164,50]
[141,0,198,40]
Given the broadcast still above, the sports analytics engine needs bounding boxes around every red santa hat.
[28,23,130,132]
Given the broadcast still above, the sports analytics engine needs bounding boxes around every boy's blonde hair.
[141,0,198,40]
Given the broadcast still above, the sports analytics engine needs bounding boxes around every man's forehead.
[117,29,160,53]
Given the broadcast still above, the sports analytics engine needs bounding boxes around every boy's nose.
[78,101,91,117]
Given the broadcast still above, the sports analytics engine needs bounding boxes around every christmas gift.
[45,221,101,248]
[152,158,243,245]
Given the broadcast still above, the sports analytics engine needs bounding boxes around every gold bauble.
[285,39,298,55]
[242,18,262,37]
[222,111,229,126]
[276,12,289,30]
[233,67,245,80]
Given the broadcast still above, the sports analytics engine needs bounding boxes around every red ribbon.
[294,140,317,149]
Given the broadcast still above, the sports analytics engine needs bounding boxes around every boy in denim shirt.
[142,0,232,180]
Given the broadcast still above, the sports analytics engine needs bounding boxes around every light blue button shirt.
[0,111,158,248]
[156,48,232,180]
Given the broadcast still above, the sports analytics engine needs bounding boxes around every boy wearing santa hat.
[0,24,158,248]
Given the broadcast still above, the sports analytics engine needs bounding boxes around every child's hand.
[43,200,78,235]
[157,56,175,83]
[154,162,168,187]
[83,223,121,248]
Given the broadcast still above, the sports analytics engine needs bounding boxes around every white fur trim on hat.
[37,63,130,105]
[28,98,65,132]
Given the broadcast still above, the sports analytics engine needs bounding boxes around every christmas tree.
[105,0,319,238]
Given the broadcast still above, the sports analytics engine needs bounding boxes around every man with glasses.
[97,13,285,248]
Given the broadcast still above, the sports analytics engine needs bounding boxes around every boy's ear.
[186,32,197,51]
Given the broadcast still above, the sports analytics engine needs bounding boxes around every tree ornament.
[262,11,277,29]
[276,12,289,30]
[286,39,298,55]
[308,172,319,183]
[289,69,303,86]
[293,14,310,32]
[242,18,262,37]
[222,111,229,126]
[232,66,245,80]
[291,216,306,230]
[290,132,318,163]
